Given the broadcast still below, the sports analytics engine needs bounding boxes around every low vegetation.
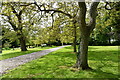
[1,46,118,78]
[1,46,57,60]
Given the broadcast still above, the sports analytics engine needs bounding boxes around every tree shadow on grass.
[1,46,118,79]
[52,47,118,78]
[90,67,119,78]
[64,46,99,50]
[88,50,118,78]
[88,50,118,62]
[50,51,76,59]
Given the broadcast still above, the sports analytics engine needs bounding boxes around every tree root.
[82,66,93,70]
[72,64,93,70]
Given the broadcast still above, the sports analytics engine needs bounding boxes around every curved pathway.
[0,45,70,75]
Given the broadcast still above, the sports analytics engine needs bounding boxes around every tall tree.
[1,3,27,51]
[33,1,79,52]
[22,1,99,69]
[1,2,37,51]
[74,2,99,70]
[110,2,120,43]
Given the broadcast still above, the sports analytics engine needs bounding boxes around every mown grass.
[1,46,119,78]
[0,46,57,60]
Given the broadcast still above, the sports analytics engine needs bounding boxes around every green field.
[1,46,118,78]
[1,46,57,60]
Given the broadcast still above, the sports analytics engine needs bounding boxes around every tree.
[109,2,120,44]
[19,1,99,69]
[93,2,120,45]
[1,2,28,51]
[2,25,19,48]
[90,8,112,46]
[1,2,38,51]
[2,1,113,70]
[74,2,99,70]
[33,1,79,52]
[89,2,120,46]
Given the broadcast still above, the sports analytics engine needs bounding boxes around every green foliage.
[1,2,40,48]
[3,41,11,50]
[1,46,118,78]
[90,2,120,45]
[109,2,120,41]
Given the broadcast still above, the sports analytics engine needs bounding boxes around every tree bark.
[108,38,111,45]
[74,2,99,70]
[19,36,27,51]
[75,27,91,69]
[73,20,77,52]
[79,31,90,69]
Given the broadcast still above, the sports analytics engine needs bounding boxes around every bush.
[112,41,120,46]
[5,47,11,50]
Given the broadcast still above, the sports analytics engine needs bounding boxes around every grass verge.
[0,46,57,60]
[1,46,118,78]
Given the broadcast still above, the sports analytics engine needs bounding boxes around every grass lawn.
[1,46,119,78]
[0,46,57,60]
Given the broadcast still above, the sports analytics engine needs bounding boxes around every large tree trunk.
[19,36,27,51]
[74,2,99,70]
[75,28,91,70]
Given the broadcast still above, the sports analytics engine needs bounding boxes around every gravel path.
[0,45,69,75]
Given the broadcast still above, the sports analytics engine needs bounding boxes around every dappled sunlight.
[1,46,118,78]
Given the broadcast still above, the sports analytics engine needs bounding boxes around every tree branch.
[34,1,72,18]
[1,14,17,31]
[51,12,55,28]
[20,3,35,6]
[10,5,19,18]
[88,2,99,32]
[105,2,113,10]
[78,2,86,28]
[20,1,72,19]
